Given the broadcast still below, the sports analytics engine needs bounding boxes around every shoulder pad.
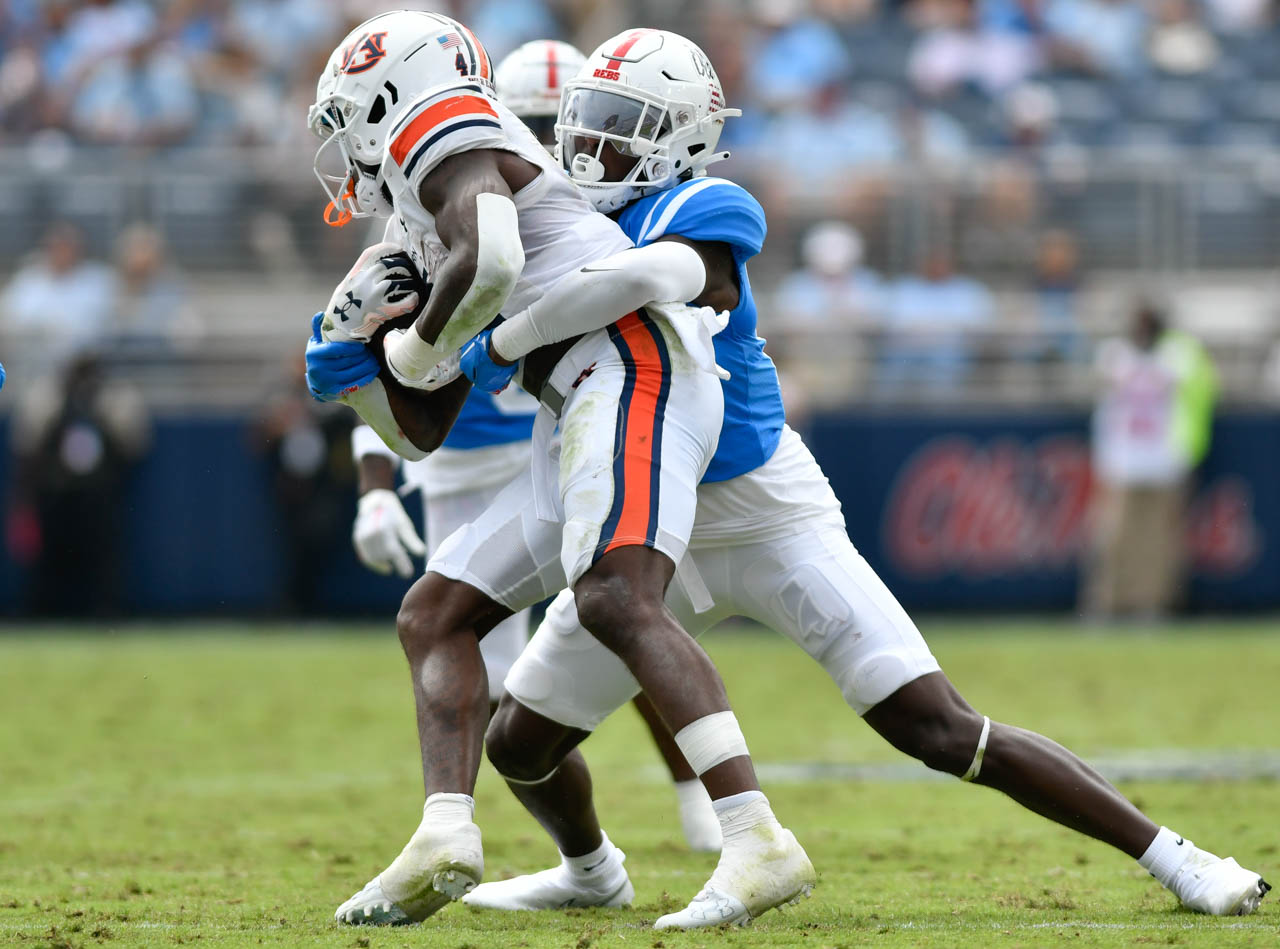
[381,82,506,195]
[632,178,766,258]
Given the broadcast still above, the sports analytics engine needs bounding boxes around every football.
[367,252,432,376]
[320,248,431,344]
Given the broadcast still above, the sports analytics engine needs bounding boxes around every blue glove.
[459,328,518,394]
[305,312,380,402]
[0,359,5,391]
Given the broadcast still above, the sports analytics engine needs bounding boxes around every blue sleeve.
[643,179,767,259]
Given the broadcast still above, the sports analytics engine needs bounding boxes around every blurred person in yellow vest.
[1083,301,1217,619]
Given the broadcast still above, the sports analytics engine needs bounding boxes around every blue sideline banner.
[807,411,1277,612]
[1,411,1276,614]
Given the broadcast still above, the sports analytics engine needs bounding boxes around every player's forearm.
[382,372,472,453]
[387,193,524,380]
[353,426,398,495]
[357,454,397,494]
[340,365,470,459]
[489,241,707,363]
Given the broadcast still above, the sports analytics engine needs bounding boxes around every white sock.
[423,791,475,825]
[562,832,616,879]
[1138,826,1194,887]
[712,790,775,841]
[675,779,713,816]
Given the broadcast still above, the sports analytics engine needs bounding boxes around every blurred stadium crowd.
[2,0,1277,155]
[1,0,1279,410]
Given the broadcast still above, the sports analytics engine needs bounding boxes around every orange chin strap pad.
[324,179,357,228]
[324,199,352,228]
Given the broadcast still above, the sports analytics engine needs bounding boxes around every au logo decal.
[342,31,389,75]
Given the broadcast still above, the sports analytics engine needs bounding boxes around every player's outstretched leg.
[863,672,1271,916]
[631,692,721,852]
[335,572,512,925]
[571,547,815,928]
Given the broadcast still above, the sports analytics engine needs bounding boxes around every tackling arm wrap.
[385,192,524,381]
[489,240,708,362]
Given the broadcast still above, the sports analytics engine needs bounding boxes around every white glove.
[381,328,463,391]
[353,488,426,578]
[322,242,423,342]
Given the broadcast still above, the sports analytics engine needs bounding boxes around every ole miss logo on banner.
[882,435,1259,578]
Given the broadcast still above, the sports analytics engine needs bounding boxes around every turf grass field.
[1,620,1276,948]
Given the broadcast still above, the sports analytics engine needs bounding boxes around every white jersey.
[379,80,630,314]
[404,436,532,500]
[1092,338,1187,485]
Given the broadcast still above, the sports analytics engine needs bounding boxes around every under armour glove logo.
[324,242,427,342]
[334,290,362,323]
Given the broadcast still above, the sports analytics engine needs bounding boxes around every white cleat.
[335,819,483,925]
[334,877,412,926]
[463,844,634,910]
[654,825,815,930]
[1169,849,1271,916]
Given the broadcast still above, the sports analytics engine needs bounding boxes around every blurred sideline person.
[256,358,356,615]
[302,12,790,929]
[445,30,1268,922]
[1083,302,1218,619]
[343,38,720,854]
[8,353,149,616]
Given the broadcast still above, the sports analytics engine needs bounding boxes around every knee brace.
[960,715,991,782]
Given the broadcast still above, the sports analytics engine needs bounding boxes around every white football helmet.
[307,10,494,227]
[494,39,585,148]
[556,29,740,212]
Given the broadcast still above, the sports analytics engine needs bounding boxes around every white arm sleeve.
[386,192,524,381]
[489,240,707,362]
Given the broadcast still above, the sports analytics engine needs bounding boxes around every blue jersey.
[442,386,536,450]
[616,177,784,482]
